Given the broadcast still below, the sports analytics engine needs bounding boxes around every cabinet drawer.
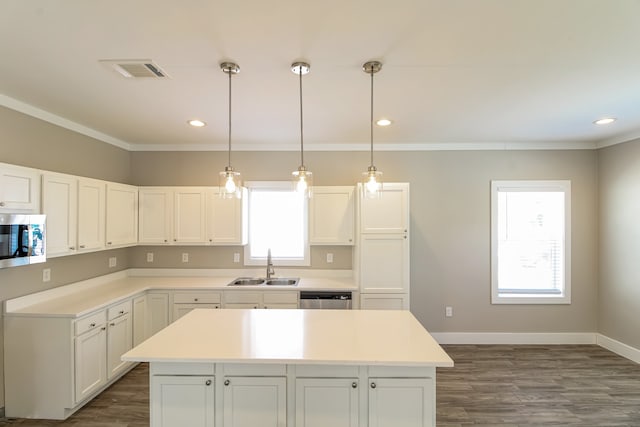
[75,310,106,336]
[107,300,132,320]
[173,292,221,304]
[224,292,261,304]
[263,292,298,304]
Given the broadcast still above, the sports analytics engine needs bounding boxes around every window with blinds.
[491,181,571,304]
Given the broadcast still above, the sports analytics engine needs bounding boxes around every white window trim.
[243,181,310,267]
[490,180,571,304]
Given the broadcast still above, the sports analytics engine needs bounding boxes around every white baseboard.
[596,334,640,364]
[431,332,597,345]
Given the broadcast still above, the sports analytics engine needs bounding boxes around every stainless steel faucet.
[266,248,275,279]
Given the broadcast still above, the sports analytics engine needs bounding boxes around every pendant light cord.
[298,67,305,167]
[227,70,232,168]
[370,68,374,167]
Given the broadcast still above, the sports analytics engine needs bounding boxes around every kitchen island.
[122,308,453,427]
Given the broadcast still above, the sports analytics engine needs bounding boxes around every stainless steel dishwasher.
[299,291,352,309]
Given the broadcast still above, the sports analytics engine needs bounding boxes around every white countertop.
[4,270,357,318]
[122,309,453,367]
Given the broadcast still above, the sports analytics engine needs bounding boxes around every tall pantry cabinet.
[357,183,410,310]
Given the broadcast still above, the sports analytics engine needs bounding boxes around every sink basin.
[265,278,299,286]
[228,277,265,286]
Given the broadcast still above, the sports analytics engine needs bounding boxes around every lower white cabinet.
[223,376,287,427]
[147,292,170,336]
[368,378,434,427]
[133,295,147,346]
[151,375,215,427]
[296,378,359,427]
[171,291,222,322]
[107,312,133,379]
[223,291,298,309]
[360,293,409,310]
[74,322,107,404]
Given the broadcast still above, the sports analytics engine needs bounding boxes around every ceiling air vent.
[100,60,169,78]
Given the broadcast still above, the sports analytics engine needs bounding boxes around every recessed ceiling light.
[593,117,616,125]
[376,118,392,127]
[188,119,206,127]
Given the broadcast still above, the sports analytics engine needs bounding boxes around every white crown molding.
[596,132,640,149]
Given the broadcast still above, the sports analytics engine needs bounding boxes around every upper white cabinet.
[106,183,138,248]
[207,188,247,245]
[0,162,40,212]
[359,234,409,294]
[309,186,354,245]
[138,188,173,244]
[77,178,106,252]
[174,188,207,244]
[359,183,409,234]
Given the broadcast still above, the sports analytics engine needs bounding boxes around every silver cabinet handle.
[194,298,199,302]
[79,245,86,249]
[0,201,5,207]
[101,326,106,331]
[69,246,76,250]
[164,239,168,243]
[352,382,357,389]
[107,242,112,245]
[119,310,125,314]
[224,379,230,386]
[205,380,212,386]
[110,322,115,327]
[89,323,96,328]
[370,382,376,389]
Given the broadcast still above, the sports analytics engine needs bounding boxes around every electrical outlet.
[146,252,154,263]
[233,252,240,263]
[445,306,453,317]
[109,257,117,268]
[182,253,189,263]
[42,268,51,282]
[326,253,334,263]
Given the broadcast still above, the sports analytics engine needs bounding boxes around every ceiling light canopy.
[188,119,206,127]
[362,60,383,198]
[594,117,616,125]
[219,62,242,198]
[376,118,392,127]
[291,61,312,197]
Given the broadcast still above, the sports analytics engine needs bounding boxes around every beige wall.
[598,139,640,349]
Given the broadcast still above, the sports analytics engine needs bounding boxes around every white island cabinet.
[123,309,453,427]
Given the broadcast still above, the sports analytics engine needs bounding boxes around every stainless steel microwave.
[0,214,46,268]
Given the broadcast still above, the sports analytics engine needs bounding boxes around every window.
[244,182,309,266]
[491,180,571,304]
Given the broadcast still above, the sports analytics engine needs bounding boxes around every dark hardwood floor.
[1,345,639,426]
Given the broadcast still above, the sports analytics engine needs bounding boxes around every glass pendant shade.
[291,61,312,198]
[362,61,383,198]
[292,165,313,195]
[219,62,242,199]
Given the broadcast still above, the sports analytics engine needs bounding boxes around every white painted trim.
[597,334,640,364]
[431,332,597,345]
[0,94,132,151]
[596,132,640,149]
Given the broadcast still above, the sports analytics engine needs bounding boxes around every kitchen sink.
[265,278,299,286]
[227,277,299,286]
[228,277,266,286]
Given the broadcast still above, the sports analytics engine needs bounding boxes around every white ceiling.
[2,0,640,151]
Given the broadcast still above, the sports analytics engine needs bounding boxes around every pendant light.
[362,61,383,198]
[219,62,242,198]
[291,61,313,197]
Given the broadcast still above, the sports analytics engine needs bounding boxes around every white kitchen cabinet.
[360,293,409,310]
[223,376,287,427]
[106,301,133,380]
[174,187,207,244]
[171,291,222,322]
[139,188,173,244]
[77,177,106,252]
[0,162,40,212]
[295,378,359,427]
[223,291,298,309]
[147,292,170,337]
[359,183,409,234]
[309,186,354,245]
[133,295,147,346]
[359,234,409,294]
[74,318,107,404]
[151,375,215,427]
[368,377,434,427]
[207,187,248,245]
[42,172,78,256]
[106,182,138,248]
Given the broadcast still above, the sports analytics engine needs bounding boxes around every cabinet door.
[107,313,133,379]
[359,183,409,234]
[368,378,434,427]
[151,375,215,427]
[0,163,40,212]
[263,303,298,309]
[42,173,78,257]
[74,326,107,404]
[360,294,408,310]
[77,178,106,251]
[148,293,170,333]
[207,188,247,245]
[133,295,147,346]
[139,188,173,244]
[359,234,409,293]
[224,303,260,309]
[174,188,207,244]
[309,186,354,245]
[106,183,138,247]
[295,378,359,427]
[223,376,286,427]
[172,303,220,322]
